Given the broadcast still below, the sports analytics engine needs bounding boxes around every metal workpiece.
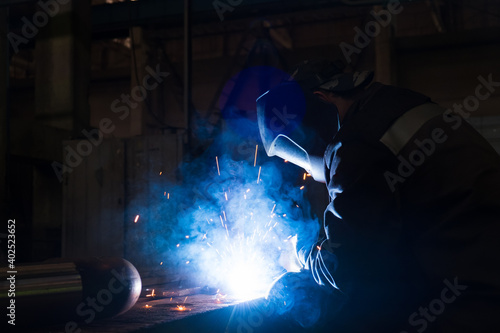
[0,257,141,328]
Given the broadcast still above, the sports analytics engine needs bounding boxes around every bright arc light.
[225,259,273,301]
[183,157,308,303]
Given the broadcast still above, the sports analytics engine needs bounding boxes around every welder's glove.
[265,270,346,329]
[278,235,303,273]
[297,238,339,290]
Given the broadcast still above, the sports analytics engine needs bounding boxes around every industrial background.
[1,0,499,331]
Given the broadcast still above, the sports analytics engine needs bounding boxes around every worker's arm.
[304,137,403,293]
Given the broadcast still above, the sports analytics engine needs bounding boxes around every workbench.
[27,288,304,333]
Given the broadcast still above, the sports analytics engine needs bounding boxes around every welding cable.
[309,246,321,285]
[314,246,335,288]
[315,239,338,289]
[308,243,324,286]
[306,239,338,290]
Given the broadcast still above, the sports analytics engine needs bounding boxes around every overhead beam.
[396,26,500,51]
[5,0,423,42]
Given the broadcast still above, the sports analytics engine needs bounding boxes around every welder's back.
[321,83,500,333]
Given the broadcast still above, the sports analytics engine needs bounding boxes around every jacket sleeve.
[297,236,339,289]
[312,137,407,295]
[324,138,400,231]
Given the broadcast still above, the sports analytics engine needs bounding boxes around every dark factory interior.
[1,0,500,332]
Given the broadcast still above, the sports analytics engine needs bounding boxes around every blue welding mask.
[257,59,373,183]
[257,81,327,183]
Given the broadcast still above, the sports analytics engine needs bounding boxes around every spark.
[303,172,307,180]
[300,186,305,190]
[254,145,258,167]
[176,305,187,311]
[160,262,163,265]
[159,171,163,175]
[146,289,156,297]
[317,245,321,251]
[185,235,190,239]
[177,156,304,302]
[167,193,170,199]
[144,304,152,309]
[176,243,180,247]
[134,215,139,223]
[215,292,227,304]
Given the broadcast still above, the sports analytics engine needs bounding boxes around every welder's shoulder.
[327,84,434,174]
[325,130,391,170]
[324,133,396,196]
[412,105,500,166]
[369,83,430,103]
[341,83,431,142]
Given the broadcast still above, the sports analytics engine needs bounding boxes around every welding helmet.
[257,59,373,182]
[289,59,374,94]
[257,81,327,182]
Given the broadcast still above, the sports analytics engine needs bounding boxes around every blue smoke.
[127,65,325,326]
[167,121,321,299]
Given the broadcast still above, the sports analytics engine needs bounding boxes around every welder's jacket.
[318,82,500,332]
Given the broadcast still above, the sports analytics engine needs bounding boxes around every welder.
[257,59,500,332]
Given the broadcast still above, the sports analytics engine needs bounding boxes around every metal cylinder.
[0,257,141,328]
